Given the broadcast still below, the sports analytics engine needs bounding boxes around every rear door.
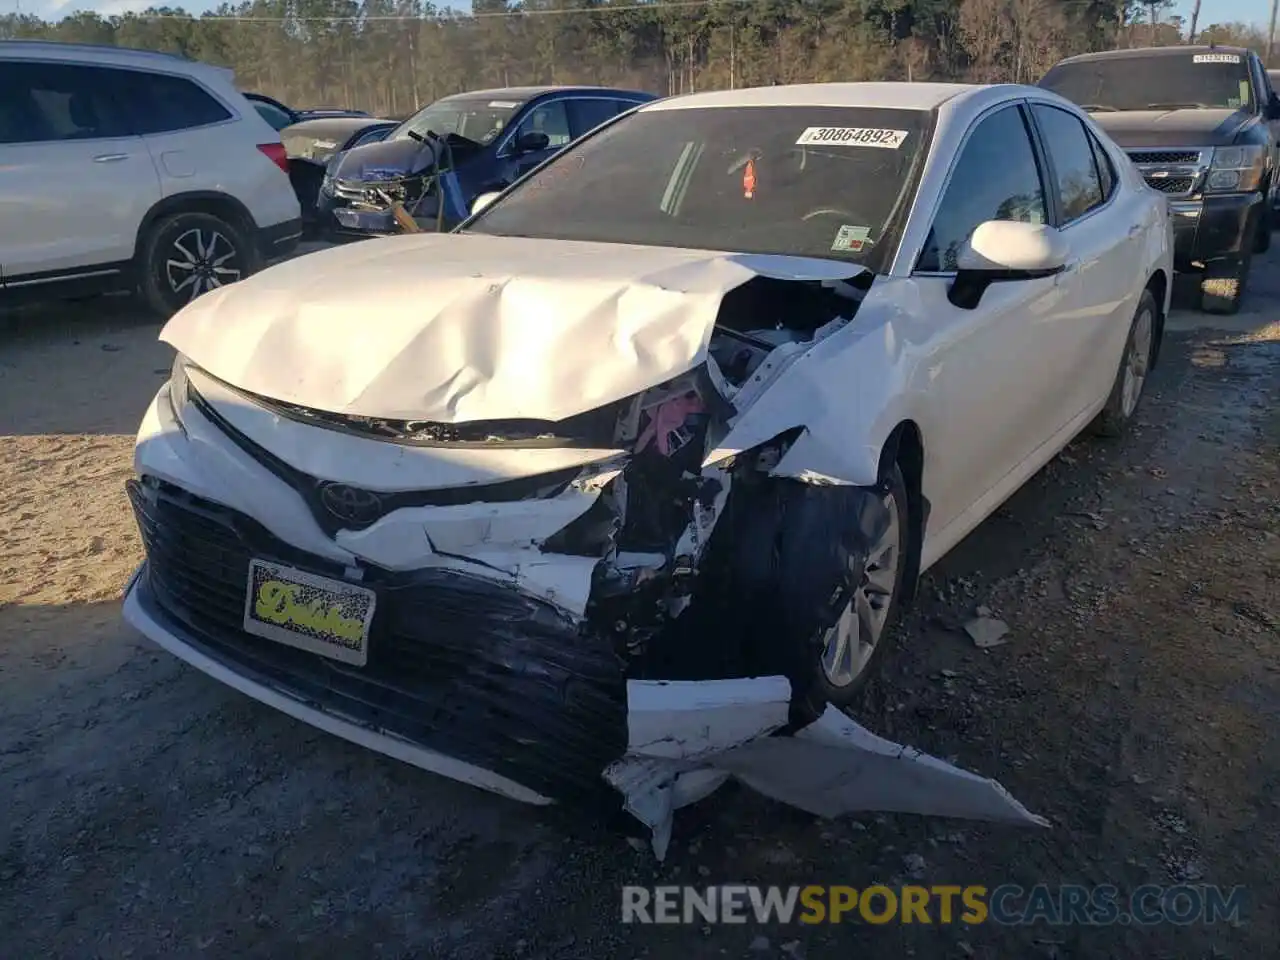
[1027,102,1138,423]
[567,97,621,139]
[0,59,159,285]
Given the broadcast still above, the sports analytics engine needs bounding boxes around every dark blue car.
[316,85,656,238]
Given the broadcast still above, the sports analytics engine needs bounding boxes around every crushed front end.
[123,234,1047,852]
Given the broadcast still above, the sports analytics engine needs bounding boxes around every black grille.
[1144,176,1194,194]
[128,477,627,803]
[1129,150,1200,165]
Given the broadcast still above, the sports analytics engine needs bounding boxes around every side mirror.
[470,191,501,216]
[949,220,1068,309]
[513,130,551,154]
[1266,94,1280,121]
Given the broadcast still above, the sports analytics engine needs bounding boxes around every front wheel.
[138,211,256,318]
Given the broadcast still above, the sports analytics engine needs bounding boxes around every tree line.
[1,1,1272,119]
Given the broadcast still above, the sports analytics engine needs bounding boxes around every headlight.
[168,354,191,426]
[321,173,335,197]
[1206,144,1266,193]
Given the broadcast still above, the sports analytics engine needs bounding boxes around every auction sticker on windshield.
[832,224,872,253]
[243,559,376,666]
[795,127,907,148]
[1193,53,1240,64]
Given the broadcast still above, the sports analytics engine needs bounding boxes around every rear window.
[466,105,933,273]
[117,70,233,134]
[1040,52,1255,113]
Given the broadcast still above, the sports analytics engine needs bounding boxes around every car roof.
[0,39,233,84]
[643,82,985,113]
[439,85,654,103]
[1053,44,1252,66]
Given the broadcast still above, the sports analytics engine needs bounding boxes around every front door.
[498,98,573,183]
[909,102,1075,536]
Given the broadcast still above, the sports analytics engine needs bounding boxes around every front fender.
[703,289,922,487]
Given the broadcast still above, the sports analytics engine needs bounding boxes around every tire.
[1095,288,1157,438]
[1199,251,1252,316]
[799,464,910,713]
[138,211,257,318]
[715,466,911,720]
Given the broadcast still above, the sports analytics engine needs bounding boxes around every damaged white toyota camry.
[122,82,1171,852]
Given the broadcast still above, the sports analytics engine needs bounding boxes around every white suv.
[0,41,302,316]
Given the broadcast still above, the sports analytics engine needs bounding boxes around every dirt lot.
[1,253,1277,960]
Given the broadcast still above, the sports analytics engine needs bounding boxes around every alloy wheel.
[165,228,243,303]
[1121,305,1154,418]
[818,491,901,688]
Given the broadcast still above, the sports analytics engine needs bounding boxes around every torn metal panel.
[625,677,792,759]
[607,678,1047,860]
[718,705,1050,826]
[160,233,865,425]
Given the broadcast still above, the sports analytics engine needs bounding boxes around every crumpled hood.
[1090,108,1254,148]
[160,233,864,424]
[329,134,441,182]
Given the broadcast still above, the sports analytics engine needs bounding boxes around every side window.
[1031,104,1104,223]
[513,100,572,150]
[351,126,391,148]
[0,60,131,143]
[115,70,233,135]
[1087,129,1117,200]
[568,98,618,138]
[253,101,294,131]
[916,105,1048,272]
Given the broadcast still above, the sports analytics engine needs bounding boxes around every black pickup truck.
[1041,45,1280,314]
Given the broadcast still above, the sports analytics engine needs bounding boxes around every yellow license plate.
[243,559,375,666]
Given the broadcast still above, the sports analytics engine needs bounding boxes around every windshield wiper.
[1079,103,1119,112]
[1145,102,1210,110]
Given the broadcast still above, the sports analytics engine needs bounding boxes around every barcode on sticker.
[1193,53,1240,64]
[795,127,908,149]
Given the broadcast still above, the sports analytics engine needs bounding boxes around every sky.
[0,0,1272,32]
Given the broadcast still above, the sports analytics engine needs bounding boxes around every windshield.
[465,105,932,272]
[1040,52,1255,113]
[392,97,523,146]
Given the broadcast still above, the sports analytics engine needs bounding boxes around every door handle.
[92,153,129,163]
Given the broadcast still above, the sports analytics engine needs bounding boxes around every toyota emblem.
[319,482,383,525]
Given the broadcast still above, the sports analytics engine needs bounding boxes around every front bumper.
[124,478,628,804]
[1168,191,1262,269]
[316,172,466,239]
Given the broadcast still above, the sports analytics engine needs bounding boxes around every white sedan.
[121,82,1170,844]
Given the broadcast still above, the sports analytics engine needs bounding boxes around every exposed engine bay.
[222,273,873,687]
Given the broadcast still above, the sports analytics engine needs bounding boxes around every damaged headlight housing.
[167,354,192,427]
[1205,144,1266,193]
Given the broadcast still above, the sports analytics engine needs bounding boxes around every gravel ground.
[1,251,1277,960]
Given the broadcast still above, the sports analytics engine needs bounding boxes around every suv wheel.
[139,212,256,317]
[1200,251,1252,316]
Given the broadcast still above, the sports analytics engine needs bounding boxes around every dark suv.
[1041,45,1280,314]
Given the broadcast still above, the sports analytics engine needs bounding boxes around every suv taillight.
[257,142,289,174]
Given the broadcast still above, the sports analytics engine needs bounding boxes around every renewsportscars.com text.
[621,884,1245,926]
